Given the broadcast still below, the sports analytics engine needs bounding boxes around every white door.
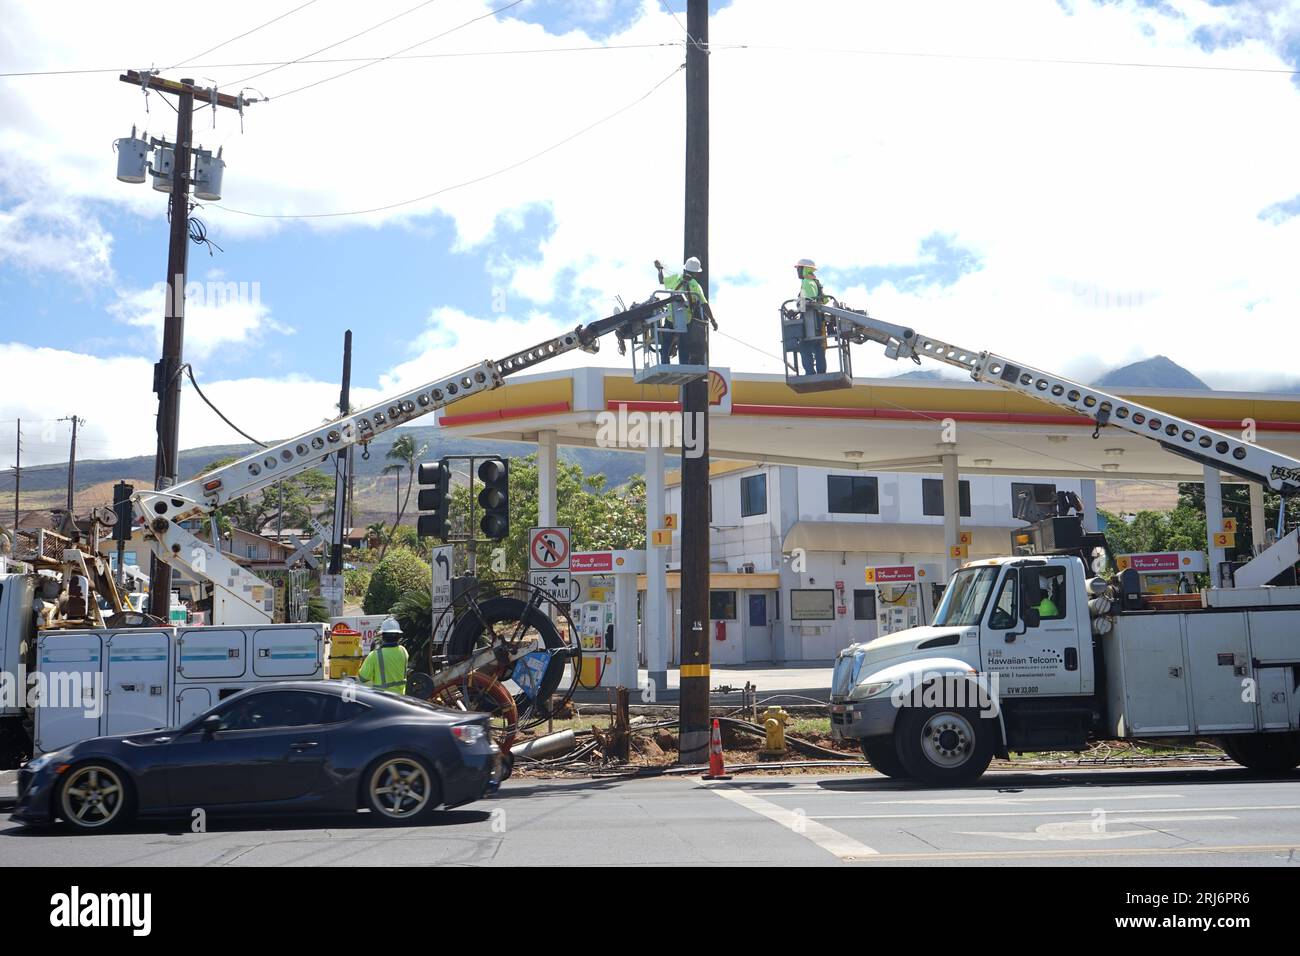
[177,627,246,679]
[104,631,171,736]
[252,626,323,678]
[34,631,104,753]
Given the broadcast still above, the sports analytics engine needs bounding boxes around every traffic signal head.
[477,458,509,541]
[111,481,135,543]
[416,460,450,539]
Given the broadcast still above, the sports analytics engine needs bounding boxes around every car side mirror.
[201,715,222,738]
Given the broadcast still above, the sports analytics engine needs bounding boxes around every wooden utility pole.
[325,330,353,615]
[12,419,20,530]
[677,0,712,765]
[59,415,84,513]
[119,72,245,620]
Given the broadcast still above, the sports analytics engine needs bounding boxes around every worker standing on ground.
[358,617,409,695]
[655,256,717,361]
[796,258,830,375]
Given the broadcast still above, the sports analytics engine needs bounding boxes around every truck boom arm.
[817,303,1300,496]
[134,296,679,621]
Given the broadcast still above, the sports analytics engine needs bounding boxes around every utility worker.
[795,258,830,375]
[358,617,409,695]
[1036,576,1060,619]
[655,256,718,360]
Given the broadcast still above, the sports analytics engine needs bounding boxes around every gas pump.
[864,564,938,638]
[576,583,616,688]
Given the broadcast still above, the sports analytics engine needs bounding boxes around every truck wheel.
[1221,733,1300,773]
[860,738,910,778]
[894,706,993,786]
[58,762,136,833]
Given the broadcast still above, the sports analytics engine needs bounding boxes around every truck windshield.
[933,566,1000,627]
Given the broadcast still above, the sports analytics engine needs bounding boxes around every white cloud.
[1,0,1299,469]
[106,274,292,360]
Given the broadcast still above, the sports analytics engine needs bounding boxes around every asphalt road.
[2,766,1298,866]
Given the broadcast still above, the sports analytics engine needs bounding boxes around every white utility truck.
[797,306,1300,783]
[0,295,682,767]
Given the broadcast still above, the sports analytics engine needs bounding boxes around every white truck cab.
[832,548,1300,784]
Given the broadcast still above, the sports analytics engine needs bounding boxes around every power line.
[0,42,680,78]
[227,0,445,89]
[169,0,324,70]
[711,41,1300,76]
[216,62,684,219]
[267,0,530,101]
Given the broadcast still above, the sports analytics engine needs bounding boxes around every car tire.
[1221,733,1300,773]
[894,706,993,786]
[362,753,442,826]
[860,737,910,778]
[58,761,136,833]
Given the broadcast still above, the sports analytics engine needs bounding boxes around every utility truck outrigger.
[794,303,1300,783]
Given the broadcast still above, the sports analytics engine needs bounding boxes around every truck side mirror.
[1019,567,1042,628]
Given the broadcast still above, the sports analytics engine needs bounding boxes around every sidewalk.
[573,662,833,706]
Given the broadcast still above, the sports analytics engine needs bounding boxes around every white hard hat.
[683,256,702,273]
[796,258,817,270]
[380,617,403,636]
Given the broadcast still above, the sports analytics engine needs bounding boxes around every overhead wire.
[0,43,681,78]
[168,0,324,70]
[265,0,531,100]
[215,61,684,218]
[225,0,445,89]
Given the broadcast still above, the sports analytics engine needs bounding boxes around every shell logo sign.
[707,367,732,415]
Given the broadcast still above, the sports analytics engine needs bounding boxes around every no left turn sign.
[529,527,571,570]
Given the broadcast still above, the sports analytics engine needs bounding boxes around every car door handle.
[290,741,319,750]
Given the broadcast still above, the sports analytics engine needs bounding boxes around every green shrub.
[363,550,432,615]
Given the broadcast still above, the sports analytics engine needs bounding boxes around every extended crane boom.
[135,295,681,623]
[803,302,1300,587]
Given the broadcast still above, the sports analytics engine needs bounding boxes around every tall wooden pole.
[677,0,711,765]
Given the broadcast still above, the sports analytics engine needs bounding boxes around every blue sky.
[2,0,1299,467]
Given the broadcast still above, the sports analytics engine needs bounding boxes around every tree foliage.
[199,456,335,537]
[363,549,432,615]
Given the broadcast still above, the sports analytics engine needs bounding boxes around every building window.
[852,589,876,621]
[922,478,972,517]
[741,474,767,517]
[827,475,878,514]
[710,590,738,620]
[1011,482,1058,522]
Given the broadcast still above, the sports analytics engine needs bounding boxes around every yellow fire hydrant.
[761,706,791,756]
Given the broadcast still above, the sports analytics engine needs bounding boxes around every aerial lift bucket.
[782,305,854,393]
[634,299,708,385]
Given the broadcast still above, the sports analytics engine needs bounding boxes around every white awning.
[782,521,1019,557]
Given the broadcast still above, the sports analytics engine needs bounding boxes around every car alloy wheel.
[60,764,127,830]
[369,757,433,820]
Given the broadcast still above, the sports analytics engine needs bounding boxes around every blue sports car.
[13,681,505,831]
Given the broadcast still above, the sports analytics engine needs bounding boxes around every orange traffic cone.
[703,718,732,780]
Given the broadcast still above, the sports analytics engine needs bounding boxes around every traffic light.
[416,460,451,539]
[477,458,509,541]
[111,482,134,542]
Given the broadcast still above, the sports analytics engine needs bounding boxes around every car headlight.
[848,679,898,702]
[24,750,65,772]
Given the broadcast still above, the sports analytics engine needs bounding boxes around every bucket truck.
[0,295,684,767]
[795,304,1300,782]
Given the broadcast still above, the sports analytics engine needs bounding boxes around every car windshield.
[933,566,1000,627]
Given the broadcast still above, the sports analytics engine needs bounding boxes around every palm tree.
[378,434,427,559]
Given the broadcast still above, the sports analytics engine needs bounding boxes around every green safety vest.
[800,269,828,332]
[664,273,708,320]
[359,643,409,695]
[1036,596,1059,618]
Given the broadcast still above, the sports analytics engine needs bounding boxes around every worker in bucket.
[795,258,830,375]
[359,617,409,695]
[655,256,717,361]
